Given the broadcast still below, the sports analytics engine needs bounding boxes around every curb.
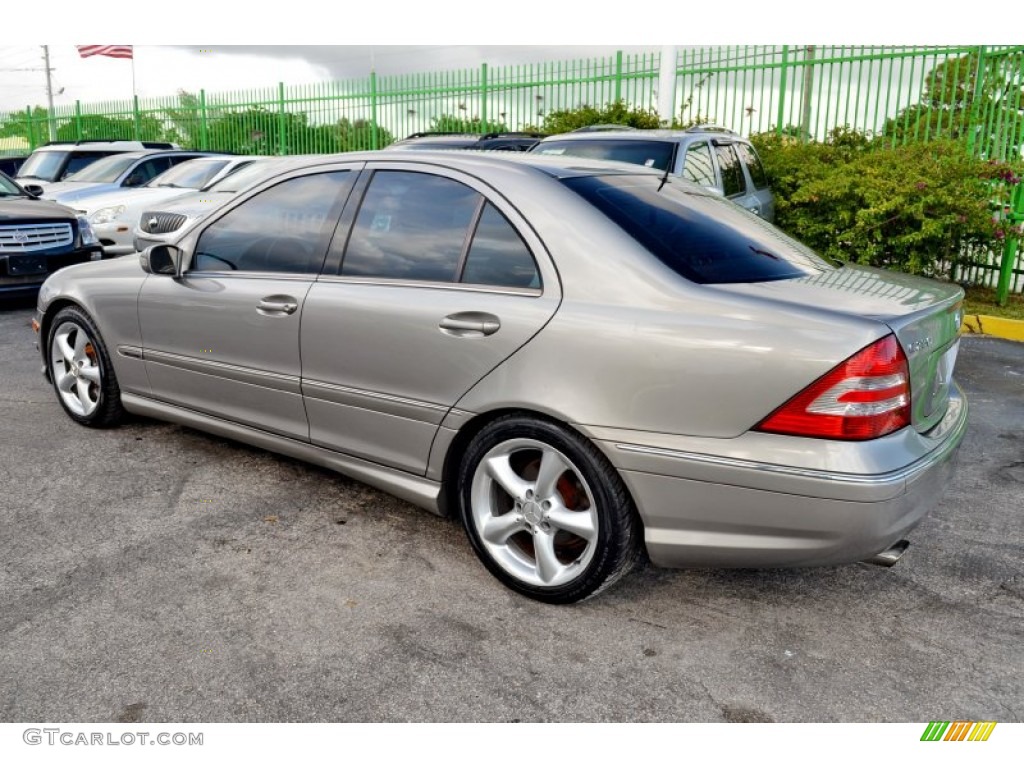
[961,315,1024,342]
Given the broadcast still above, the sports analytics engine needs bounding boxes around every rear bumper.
[595,383,968,569]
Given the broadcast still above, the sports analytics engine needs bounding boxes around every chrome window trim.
[315,274,542,297]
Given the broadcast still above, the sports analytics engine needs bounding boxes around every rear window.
[562,174,834,285]
[737,143,769,190]
[534,139,675,171]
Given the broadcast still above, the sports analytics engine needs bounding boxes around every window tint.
[715,144,746,197]
[342,171,480,282]
[682,142,716,187]
[461,203,539,289]
[534,139,675,171]
[193,171,351,274]
[736,143,769,190]
[562,174,834,285]
[124,157,173,186]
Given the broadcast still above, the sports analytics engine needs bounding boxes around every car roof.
[540,128,748,142]
[253,149,667,181]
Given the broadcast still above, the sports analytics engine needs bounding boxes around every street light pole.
[42,45,57,141]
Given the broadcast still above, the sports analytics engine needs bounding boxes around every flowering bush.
[750,129,1024,278]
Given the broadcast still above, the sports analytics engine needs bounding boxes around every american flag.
[76,45,133,60]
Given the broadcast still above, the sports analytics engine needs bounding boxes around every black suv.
[0,171,102,300]
[387,132,546,152]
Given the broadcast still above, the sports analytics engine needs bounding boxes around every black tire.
[47,305,124,428]
[457,414,641,604]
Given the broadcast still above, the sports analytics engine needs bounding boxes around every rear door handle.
[257,295,299,316]
[439,312,501,337]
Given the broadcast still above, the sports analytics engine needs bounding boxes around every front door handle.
[439,312,501,337]
[257,295,299,316]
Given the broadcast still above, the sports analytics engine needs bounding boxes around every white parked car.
[82,156,263,256]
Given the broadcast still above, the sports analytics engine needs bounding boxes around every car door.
[300,163,561,475]
[137,165,359,440]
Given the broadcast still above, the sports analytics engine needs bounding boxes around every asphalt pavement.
[1,300,1021,722]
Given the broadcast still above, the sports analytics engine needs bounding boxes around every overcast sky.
[0,1,1011,114]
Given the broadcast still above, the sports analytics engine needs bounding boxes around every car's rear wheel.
[47,306,124,428]
[458,415,641,603]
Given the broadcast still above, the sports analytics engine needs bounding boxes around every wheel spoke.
[75,378,93,408]
[485,455,531,500]
[533,529,563,585]
[534,448,568,500]
[481,512,525,545]
[545,503,597,542]
[72,330,89,357]
[56,371,76,393]
[57,334,75,364]
[78,364,101,384]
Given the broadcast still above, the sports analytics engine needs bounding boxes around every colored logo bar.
[921,721,997,741]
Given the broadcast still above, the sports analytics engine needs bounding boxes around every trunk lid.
[718,264,964,434]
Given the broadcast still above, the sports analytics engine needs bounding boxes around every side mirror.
[140,244,182,276]
[22,183,44,197]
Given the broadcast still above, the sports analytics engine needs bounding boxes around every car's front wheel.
[47,306,124,428]
[458,415,641,603]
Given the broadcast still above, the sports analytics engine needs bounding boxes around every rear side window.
[534,139,675,171]
[714,144,746,197]
[682,142,716,187]
[461,203,539,288]
[562,174,834,285]
[342,171,540,288]
[737,143,769,190]
[342,171,480,281]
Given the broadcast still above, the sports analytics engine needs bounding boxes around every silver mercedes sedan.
[33,151,968,603]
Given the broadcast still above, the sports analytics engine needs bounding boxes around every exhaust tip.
[862,539,910,568]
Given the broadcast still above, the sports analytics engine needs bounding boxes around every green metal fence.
[2,44,1022,293]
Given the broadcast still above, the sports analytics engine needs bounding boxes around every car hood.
[715,264,964,434]
[0,196,78,222]
[45,182,117,206]
[76,186,191,217]
[150,189,235,217]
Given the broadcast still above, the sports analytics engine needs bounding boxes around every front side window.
[192,171,352,274]
[681,142,716,187]
[124,157,173,187]
[342,171,481,282]
[715,144,746,197]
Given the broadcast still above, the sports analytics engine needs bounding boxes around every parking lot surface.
[1,301,1021,722]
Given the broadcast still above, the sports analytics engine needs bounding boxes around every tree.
[531,100,660,135]
[884,49,1024,159]
[428,114,508,134]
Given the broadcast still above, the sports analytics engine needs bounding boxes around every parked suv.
[0,171,102,300]
[531,126,775,221]
[16,140,179,190]
[388,132,546,152]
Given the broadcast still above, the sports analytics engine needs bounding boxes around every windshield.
[16,151,66,182]
[203,161,280,193]
[64,154,138,183]
[534,139,676,171]
[145,158,228,189]
[0,173,26,195]
[563,174,836,285]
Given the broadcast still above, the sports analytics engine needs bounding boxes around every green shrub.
[750,129,1023,278]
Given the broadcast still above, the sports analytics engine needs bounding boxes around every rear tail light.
[755,334,910,440]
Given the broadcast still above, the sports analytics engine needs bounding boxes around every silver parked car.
[33,152,967,603]
[531,126,776,221]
